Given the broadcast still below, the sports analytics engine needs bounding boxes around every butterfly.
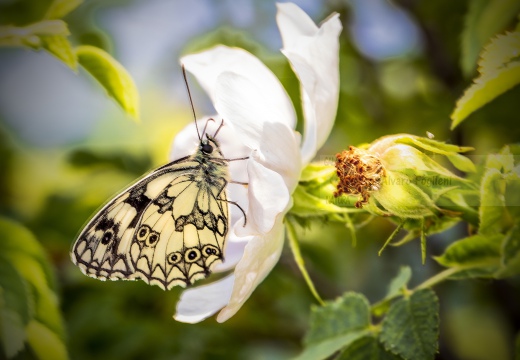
[71,66,247,290]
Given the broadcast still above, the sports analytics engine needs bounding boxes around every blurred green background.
[1,0,519,359]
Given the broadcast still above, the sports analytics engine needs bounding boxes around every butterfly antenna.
[201,118,215,139]
[182,64,201,141]
[213,119,225,138]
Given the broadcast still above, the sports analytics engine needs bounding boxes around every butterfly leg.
[216,177,248,226]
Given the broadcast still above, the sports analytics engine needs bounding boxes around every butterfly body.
[71,136,230,289]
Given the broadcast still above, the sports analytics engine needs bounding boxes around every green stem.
[414,266,463,290]
[286,218,325,306]
[420,218,426,265]
[378,220,405,256]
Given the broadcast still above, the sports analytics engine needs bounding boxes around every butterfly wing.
[71,155,230,289]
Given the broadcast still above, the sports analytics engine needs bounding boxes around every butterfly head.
[200,135,223,157]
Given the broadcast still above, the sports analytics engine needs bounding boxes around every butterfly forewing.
[71,139,230,289]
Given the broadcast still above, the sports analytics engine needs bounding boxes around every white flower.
[171,2,341,323]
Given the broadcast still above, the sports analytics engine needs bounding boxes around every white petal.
[257,121,302,192]
[214,71,296,149]
[213,233,251,272]
[216,219,285,322]
[182,45,296,130]
[174,274,235,324]
[169,119,201,160]
[277,3,342,164]
[236,155,290,236]
[216,72,302,189]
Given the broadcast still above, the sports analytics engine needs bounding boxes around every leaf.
[41,34,77,69]
[0,301,26,358]
[380,289,439,360]
[297,293,371,360]
[394,136,473,155]
[0,260,33,358]
[290,186,353,217]
[0,218,67,345]
[305,293,371,344]
[0,20,69,49]
[0,258,32,326]
[460,0,520,76]
[372,266,412,317]
[373,171,436,219]
[479,168,505,235]
[0,218,55,289]
[339,335,403,360]
[300,162,336,182]
[505,169,520,218]
[446,153,477,173]
[295,331,369,360]
[76,45,140,120]
[8,254,63,338]
[434,234,503,277]
[26,321,68,360]
[497,225,520,277]
[452,29,520,128]
[44,0,83,19]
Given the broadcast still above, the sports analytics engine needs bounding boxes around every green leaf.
[44,0,83,19]
[380,289,439,360]
[505,170,520,218]
[0,218,55,289]
[305,293,371,344]
[76,45,140,120]
[0,218,66,343]
[0,20,69,49]
[296,331,369,360]
[0,300,26,358]
[0,258,32,327]
[434,234,502,277]
[0,259,33,359]
[339,335,402,360]
[485,146,515,172]
[290,185,352,218]
[26,321,68,360]
[41,34,77,69]
[386,267,411,299]
[373,171,436,219]
[452,29,520,128]
[372,266,412,317]
[394,136,473,155]
[8,253,63,338]
[446,153,477,173]
[479,168,505,235]
[286,220,323,306]
[497,225,520,277]
[297,293,371,360]
[300,162,336,182]
[460,0,520,76]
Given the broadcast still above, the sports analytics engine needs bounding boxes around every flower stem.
[286,218,325,306]
[414,266,462,290]
[378,220,405,256]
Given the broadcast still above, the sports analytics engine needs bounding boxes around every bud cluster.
[334,146,385,208]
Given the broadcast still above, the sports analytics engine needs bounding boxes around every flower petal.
[214,72,302,189]
[174,274,235,324]
[182,45,296,130]
[216,219,285,322]
[236,155,290,236]
[213,233,251,272]
[277,3,342,164]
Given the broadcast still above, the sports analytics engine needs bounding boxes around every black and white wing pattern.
[71,137,230,289]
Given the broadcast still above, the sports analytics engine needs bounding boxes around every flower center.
[334,146,385,208]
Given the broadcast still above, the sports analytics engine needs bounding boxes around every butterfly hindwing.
[71,144,231,289]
